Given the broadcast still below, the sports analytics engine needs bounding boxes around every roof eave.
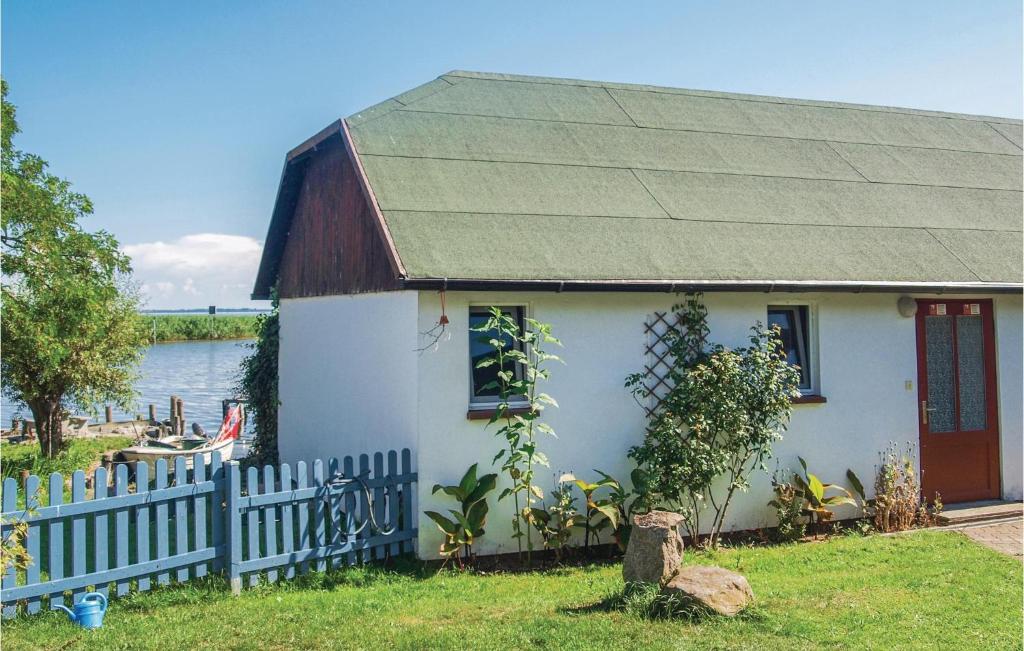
[399,277,1024,295]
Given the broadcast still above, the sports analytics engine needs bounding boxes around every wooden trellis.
[641,311,682,418]
[640,308,706,418]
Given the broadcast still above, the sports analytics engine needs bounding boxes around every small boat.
[119,404,243,467]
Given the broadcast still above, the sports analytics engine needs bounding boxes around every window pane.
[924,315,956,433]
[768,307,809,389]
[469,309,521,401]
[956,315,987,431]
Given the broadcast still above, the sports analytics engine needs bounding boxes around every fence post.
[224,461,243,596]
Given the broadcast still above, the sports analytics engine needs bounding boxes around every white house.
[252,71,1023,558]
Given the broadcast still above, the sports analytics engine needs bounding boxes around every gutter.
[400,278,1024,294]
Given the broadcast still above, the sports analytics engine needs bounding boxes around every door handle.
[920,400,936,425]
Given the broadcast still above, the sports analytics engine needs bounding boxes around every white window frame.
[767,303,819,395]
[468,304,530,410]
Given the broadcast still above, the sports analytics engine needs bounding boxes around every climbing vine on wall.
[238,289,280,466]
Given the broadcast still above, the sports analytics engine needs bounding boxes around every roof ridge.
[442,70,1023,125]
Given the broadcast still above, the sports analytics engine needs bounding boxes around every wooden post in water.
[104,405,113,423]
[169,395,179,436]
[148,404,157,423]
[176,398,185,436]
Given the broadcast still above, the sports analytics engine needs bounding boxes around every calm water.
[2,339,255,443]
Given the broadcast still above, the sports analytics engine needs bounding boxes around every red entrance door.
[915,299,1000,503]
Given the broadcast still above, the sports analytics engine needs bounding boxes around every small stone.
[660,565,753,616]
[622,510,686,585]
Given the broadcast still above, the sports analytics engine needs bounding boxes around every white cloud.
[124,234,264,309]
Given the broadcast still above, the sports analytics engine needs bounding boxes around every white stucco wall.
[995,294,1023,500]
[277,292,419,467]
[414,291,1023,558]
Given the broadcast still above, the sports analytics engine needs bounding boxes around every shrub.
[238,294,279,466]
[863,443,943,532]
[627,295,801,547]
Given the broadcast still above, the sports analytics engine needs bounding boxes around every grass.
[1,437,133,481]
[2,531,1019,650]
[1,437,133,504]
[143,315,258,343]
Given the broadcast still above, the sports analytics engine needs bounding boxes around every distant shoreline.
[142,314,261,342]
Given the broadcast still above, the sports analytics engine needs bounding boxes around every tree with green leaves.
[1,80,147,458]
[627,294,800,547]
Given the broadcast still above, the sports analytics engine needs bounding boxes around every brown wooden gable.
[277,137,401,298]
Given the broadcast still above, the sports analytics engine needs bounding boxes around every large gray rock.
[660,565,754,616]
[622,510,686,585]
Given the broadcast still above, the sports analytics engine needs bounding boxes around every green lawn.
[2,531,1020,650]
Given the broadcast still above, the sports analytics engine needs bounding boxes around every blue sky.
[3,1,1021,308]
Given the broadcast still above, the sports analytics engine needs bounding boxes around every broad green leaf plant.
[425,463,497,565]
[529,473,583,560]
[574,471,623,554]
[792,456,856,530]
[471,308,561,564]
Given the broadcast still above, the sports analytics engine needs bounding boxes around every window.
[767,305,813,391]
[469,306,526,406]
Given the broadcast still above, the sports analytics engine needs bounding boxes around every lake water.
[2,339,256,449]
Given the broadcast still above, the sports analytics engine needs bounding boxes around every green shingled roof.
[347,71,1023,286]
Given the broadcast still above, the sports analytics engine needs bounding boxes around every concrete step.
[937,500,1023,526]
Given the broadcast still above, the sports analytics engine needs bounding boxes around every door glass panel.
[956,315,986,431]
[924,315,956,433]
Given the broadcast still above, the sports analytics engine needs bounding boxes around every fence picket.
[358,455,370,564]
[174,457,189,584]
[387,451,400,557]
[154,460,169,586]
[47,473,65,610]
[279,464,294,580]
[312,460,326,573]
[327,458,341,569]
[135,462,151,593]
[401,449,413,555]
[70,471,87,604]
[2,479,17,618]
[209,452,224,572]
[193,456,208,579]
[343,456,356,567]
[225,462,242,596]
[295,462,309,575]
[246,466,260,587]
[114,464,131,596]
[262,465,278,583]
[24,474,42,614]
[92,467,109,599]
[373,453,386,561]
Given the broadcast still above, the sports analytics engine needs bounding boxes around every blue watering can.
[54,592,108,629]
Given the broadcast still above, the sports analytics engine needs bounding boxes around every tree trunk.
[29,398,64,458]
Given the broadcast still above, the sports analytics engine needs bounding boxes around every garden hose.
[322,471,397,537]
